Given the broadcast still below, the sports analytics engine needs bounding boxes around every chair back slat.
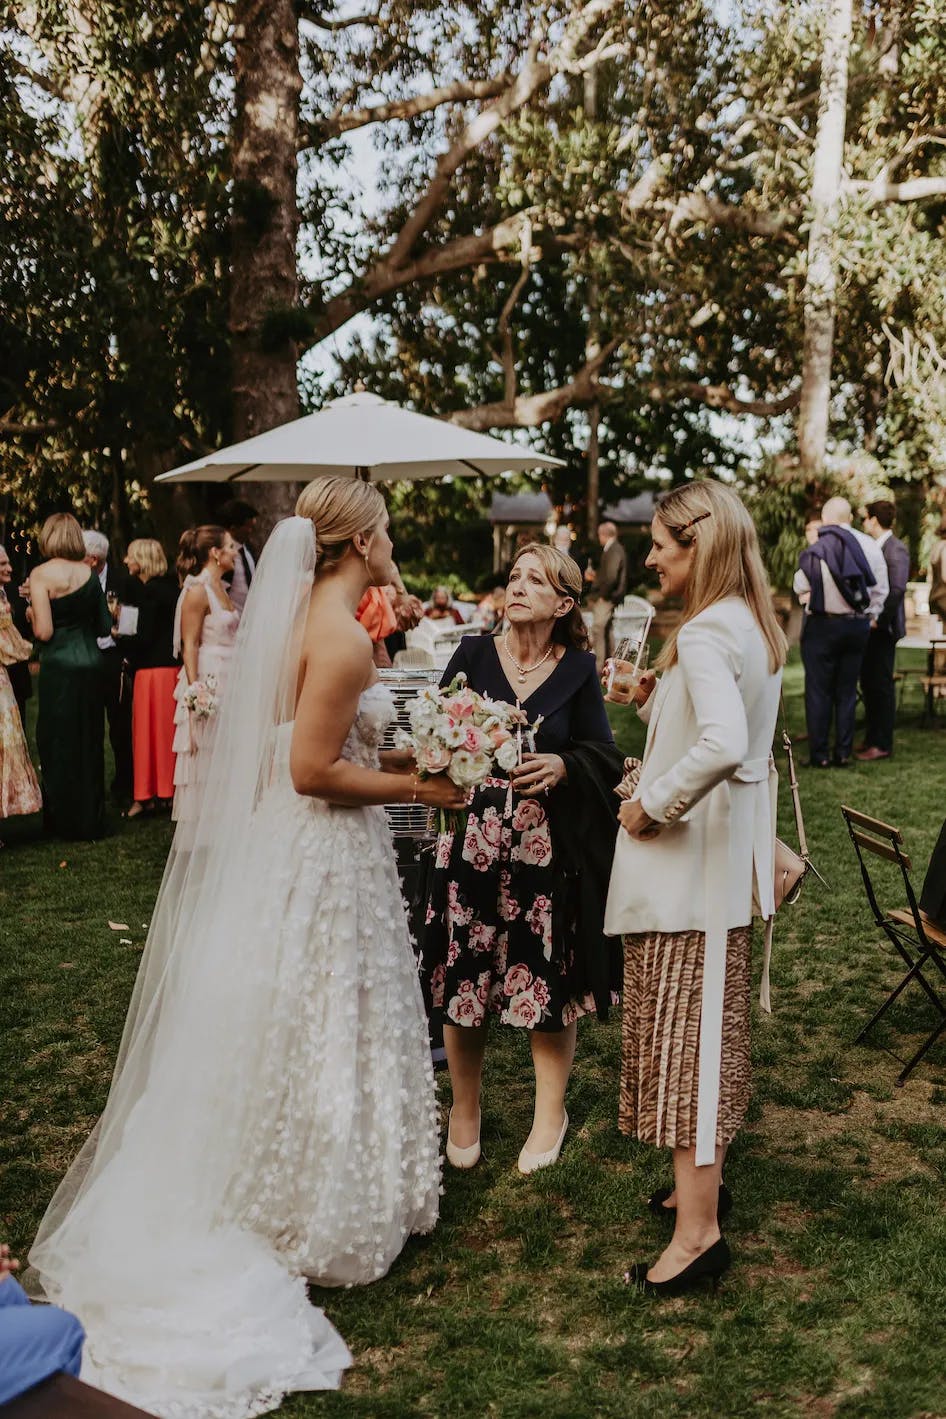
[850,829,913,871]
[841,805,903,841]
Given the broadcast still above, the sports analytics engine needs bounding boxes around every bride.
[27,476,466,1418]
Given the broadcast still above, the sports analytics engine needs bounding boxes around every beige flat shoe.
[517,1112,568,1175]
[445,1108,481,1169]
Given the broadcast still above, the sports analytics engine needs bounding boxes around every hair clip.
[679,511,711,534]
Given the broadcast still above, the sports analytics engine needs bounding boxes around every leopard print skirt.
[619,925,752,1150]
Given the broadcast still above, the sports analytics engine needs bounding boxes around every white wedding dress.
[27,520,441,1419]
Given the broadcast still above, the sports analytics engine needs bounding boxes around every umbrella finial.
[353,378,367,393]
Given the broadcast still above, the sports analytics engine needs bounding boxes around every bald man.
[794,497,888,766]
[586,522,627,669]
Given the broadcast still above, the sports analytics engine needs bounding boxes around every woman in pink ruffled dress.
[171,526,240,843]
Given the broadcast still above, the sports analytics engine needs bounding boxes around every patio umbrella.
[156,391,563,484]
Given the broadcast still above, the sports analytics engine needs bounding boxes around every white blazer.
[604,596,782,1164]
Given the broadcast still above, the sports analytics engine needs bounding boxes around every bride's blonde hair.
[654,480,787,674]
[296,476,387,572]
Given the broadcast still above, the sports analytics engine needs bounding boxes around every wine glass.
[605,637,649,703]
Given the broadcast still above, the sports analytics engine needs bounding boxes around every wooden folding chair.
[841,805,946,1085]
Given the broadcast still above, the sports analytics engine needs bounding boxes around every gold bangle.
[411,775,419,804]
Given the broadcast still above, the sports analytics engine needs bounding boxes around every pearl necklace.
[503,632,554,684]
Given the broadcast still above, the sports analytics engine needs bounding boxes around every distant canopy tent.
[487,491,555,572]
[601,492,657,525]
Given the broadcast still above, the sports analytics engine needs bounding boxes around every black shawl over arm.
[547,739,625,1020]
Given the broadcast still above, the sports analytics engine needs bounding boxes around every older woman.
[418,545,623,1174]
[605,481,786,1295]
[118,538,180,817]
[28,514,111,840]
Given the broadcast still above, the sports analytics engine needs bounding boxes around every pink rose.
[480,807,502,847]
[489,726,512,749]
[445,696,474,719]
[435,833,454,868]
[512,799,544,831]
[468,922,497,953]
[505,991,542,1027]
[504,962,533,996]
[418,744,451,773]
[516,825,552,867]
[532,978,551,1008]
[447,991,484,1025]
[429,963,446,1006]
[463,725,487,754]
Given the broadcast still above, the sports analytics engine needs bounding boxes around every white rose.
[495,738,519,771]
[448,749,492,788]
[441,720,467,749]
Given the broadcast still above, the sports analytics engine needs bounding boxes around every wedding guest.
[928,515,946,625]
[551,525,581,569]
[585,522,627,670]
[82,529,133,805]
[217,497,259,612]
[28,514,111,840]
[0,544,32,729]
[0,655,41,840]
[424,586,465,624]
[474,585,506,633]
[0,1243,84,1405]
[172,525,239,841]
[605,480,787,1295]
[920,817,946,928]
[418,545,624,1175]
[118,539,179,817]
[857,499,910,761]
[793,497,888,767]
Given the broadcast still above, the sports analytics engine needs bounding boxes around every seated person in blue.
[417,544,624,1177]
[0,1242,85,1404]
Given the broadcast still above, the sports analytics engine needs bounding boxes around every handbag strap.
[779,693,809,858]
[778,692,828,885]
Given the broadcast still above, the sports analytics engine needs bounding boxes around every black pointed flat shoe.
[647,1182,732,1223]
[628,1237,731,1296]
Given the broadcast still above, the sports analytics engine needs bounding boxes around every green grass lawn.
[2,659,946,1418]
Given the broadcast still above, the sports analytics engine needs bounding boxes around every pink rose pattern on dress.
[418,772,596,1030]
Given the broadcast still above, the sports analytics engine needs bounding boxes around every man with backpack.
[793,496,888,767]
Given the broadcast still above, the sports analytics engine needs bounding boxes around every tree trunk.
[583,68,601,539]
[229,0,303,531]
[797,0,852,479]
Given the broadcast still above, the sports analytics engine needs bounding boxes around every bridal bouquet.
[181,673,220,721]
[397,673,541,830]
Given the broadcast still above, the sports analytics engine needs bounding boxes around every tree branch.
[384,0,622,269]
[296,3,381,28]
[865,175,946,206]
[448,339,621,430]
[646,381,801,416]
[664,190,795,239]
[306,75,514,142]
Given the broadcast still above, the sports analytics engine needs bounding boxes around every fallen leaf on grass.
[119,938,132,945]
[58,861,67,869]
[59,962,75,969]
[108,921,130,931]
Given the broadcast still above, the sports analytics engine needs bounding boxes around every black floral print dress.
[417,635,616,1032]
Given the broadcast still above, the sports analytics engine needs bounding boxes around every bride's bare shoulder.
[301,598,372,670]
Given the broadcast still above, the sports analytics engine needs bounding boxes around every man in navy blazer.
[857,499,910,760]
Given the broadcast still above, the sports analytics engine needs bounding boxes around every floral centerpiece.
[181,673,220,721]
[397,673,541,831]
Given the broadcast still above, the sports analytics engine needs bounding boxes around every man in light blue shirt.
[0,1243,84,1404]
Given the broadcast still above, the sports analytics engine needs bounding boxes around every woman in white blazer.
[605,480,786,1295]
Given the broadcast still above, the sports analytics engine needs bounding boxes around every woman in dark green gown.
[28,514,112,840]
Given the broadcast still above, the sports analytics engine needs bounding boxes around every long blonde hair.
[295,476,387,572]
[654,481,787,674]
